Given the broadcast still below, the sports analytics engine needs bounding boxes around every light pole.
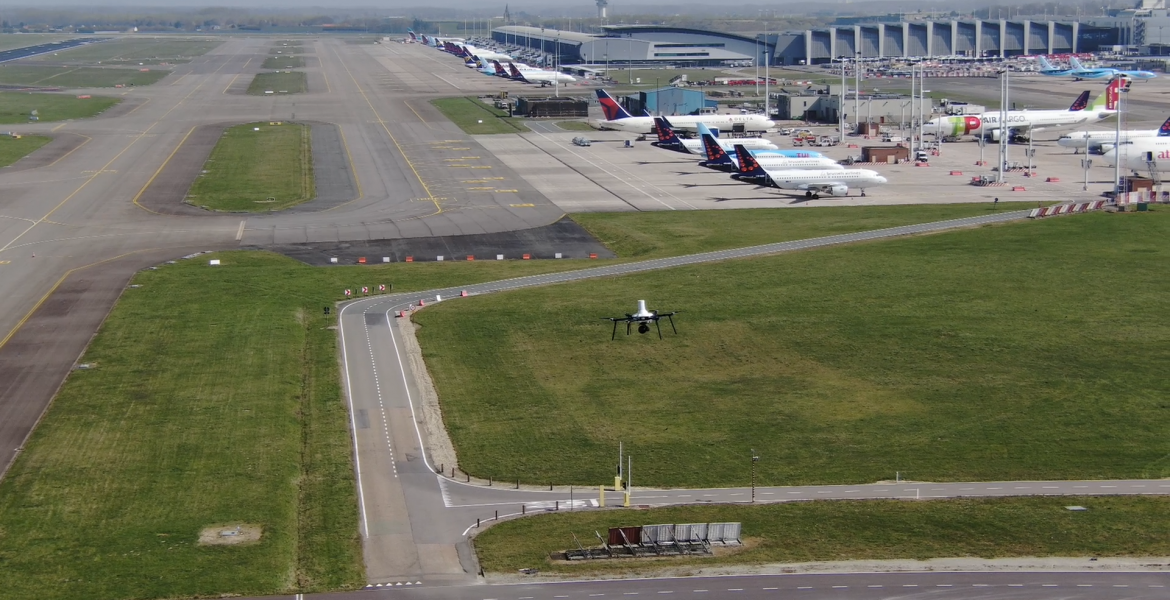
[839,56,847,143]
[854,52,860,134]
[750,450,760,502]
[764,21,770,118]
[1113,76,1126,199]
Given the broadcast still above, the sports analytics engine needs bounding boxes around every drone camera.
[638,323,650,334]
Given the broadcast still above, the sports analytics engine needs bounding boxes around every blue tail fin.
[730,144,768,181]
[699,133,736,170]
[652,117,686,151]
[1160,116,1170,136]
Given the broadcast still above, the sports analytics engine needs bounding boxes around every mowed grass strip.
[414,212,1170,487]
[431,96,530,134]
[0,135,51,166]
[263,55,306,69]
[572,204,1001,259]
[0,64,168,87]
[475,497,1170,575]
[0,91,118,123]
[555,120,595,131]
[0,248,657,600]
[187,122,314,212]
[247,71,307,95]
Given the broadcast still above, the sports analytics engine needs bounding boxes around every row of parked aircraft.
[595,90,775,134]
[1097,118,1170,172]
[409,30,578,85]
[923,77,1121,140]
[1037,56,1156,81]
[650,118,886,198]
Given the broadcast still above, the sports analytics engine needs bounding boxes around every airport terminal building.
[494,19,1123,68]
[492,25,769,66]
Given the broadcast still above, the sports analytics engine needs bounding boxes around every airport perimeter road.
[262,571,1170,600]
[339,208,1170,586]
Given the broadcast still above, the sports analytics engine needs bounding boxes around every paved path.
[338,208,1170,587]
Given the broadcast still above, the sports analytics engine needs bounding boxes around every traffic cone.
[460,290,468,297]
[418,298,426,306]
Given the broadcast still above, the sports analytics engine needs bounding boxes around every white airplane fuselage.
[604,114,775,134]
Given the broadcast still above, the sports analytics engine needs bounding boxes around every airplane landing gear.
[805,191,813,197]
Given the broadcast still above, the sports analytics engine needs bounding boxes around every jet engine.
[829,184,849,196]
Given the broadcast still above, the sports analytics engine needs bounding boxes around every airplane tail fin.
[1094,78,1124,111]
[1068,90,1090,111]
[1159,116,1170,136]
[507,62,525,79]
[1038,56,1054,70]
[596,89,634,121]
[700,132,735,168]
[731,144,767,180]
[408,30,417,41]
[1070,56,1085,70]
[492,60,506,75]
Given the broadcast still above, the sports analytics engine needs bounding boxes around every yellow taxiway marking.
[444,157,480,160]
[322,126,365,212]
[222,57,252,94]
[0,247,182,351]
[494,189,518,193]
[169,72,191,86]
[467,186,493,190]
[0,260,10,265]
[51,122,68,132]
[131,126,195,214]
[333,45,440,213]
[448,165,491,169]
[509,202,534,207]
[403,100,432,130]
[41,135,91,168]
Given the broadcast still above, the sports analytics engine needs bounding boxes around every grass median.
[0,65,168,87]
[263,55,306,69]
[247,71,307,95]
[414,210,1170,487]
[431,96,529,134]
[475,496,1170,575]
[0,91,119,123]
[187,122,313,212]
[0,134,51,166]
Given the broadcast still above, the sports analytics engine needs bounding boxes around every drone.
[603,300,680,340]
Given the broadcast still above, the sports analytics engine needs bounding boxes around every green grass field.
[0,250,618,600]
[475,497,1170,575]
[571,205,997,259]
[555,120,595,131]
[431,96,529,134]
[414,211,1170,487]
[0,91,118,123]
[263,55,305,69]
[27,37,221,64]
[186,123,313,212]
[0,134,51,167]
[0,64,168,87]
[247,71,307,95]
[0,34,71,51]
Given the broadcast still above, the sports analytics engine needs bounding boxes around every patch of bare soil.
[198,524,263,546]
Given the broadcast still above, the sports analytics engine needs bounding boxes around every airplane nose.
[764,120,776,127]
[879,176,888,184]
